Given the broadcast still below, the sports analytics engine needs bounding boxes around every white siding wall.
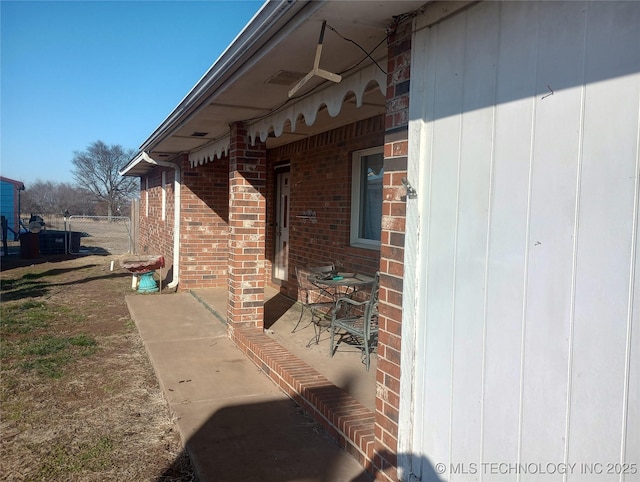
[400,2,640,481]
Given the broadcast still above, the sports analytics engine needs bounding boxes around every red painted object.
[119,255,165,273]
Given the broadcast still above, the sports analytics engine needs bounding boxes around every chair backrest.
[295,266,312,291]
[363,271,380,338]
[295,264,334,291]
[310,264,335,274]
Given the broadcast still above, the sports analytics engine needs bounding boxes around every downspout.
[140,152,181,289]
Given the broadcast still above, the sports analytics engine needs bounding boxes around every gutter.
[128,152,181,290]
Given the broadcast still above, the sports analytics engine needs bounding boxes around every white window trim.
[350,146,383,250]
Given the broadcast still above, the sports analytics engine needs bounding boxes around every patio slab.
[144,337,276,405]
[125,292,369,482]
[126,292,226,341]
[191,287,377,411]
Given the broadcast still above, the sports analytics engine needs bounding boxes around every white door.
[400,2,640,480]
[274,171,290,281]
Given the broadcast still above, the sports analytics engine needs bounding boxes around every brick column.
[227,122,267,329]
[374,20,411,482]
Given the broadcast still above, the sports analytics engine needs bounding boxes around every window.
[350,147,384,248]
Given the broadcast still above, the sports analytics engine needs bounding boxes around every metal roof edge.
[0,176,26,190]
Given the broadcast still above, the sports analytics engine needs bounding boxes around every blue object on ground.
[138,271,159,293]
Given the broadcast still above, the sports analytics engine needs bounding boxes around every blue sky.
[0,0,263,186]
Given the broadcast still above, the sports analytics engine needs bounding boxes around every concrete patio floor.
[126,290,372,481]
[190,286,377,411]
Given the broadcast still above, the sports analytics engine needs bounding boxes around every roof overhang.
[119,151,163,177]
[123,0,428,176]
[0,176,25,190]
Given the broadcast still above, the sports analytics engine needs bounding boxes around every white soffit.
[248,61,387,144]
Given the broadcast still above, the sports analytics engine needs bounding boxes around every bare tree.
[21,180,96,216]
[56,183,96,215]
[71,141,138,217]
[21,180,57,214]
[20,179,96,215]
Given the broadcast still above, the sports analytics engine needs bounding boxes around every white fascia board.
[119,151,158,177]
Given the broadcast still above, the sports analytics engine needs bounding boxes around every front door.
[274,170,290,281]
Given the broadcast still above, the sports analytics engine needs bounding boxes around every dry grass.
[1,255,196,481]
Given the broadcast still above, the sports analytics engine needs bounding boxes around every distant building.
[0,176,25,239]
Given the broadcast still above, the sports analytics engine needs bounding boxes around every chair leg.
[291,304,306,333]
[305,309,324,347]
[292,304,315,334]
[330,324,336,357]
[363,336,370,371]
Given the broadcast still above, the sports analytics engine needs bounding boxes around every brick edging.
[229,327,376,473]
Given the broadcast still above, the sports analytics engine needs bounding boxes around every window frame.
[350,146,384,250]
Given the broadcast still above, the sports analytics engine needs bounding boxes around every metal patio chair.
[329,271,380,371]
[293,264,337,346]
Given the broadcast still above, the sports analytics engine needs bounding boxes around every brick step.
[231,327,375,471]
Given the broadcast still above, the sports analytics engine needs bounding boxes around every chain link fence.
[68,215,132,255]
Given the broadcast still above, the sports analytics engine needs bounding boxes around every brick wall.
[267,115,386,300]
[139,167,175,275]
[138,155,230,291]
[374,19,412,481]
[180,156,230,290]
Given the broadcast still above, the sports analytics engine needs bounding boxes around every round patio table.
[313,272,375,298]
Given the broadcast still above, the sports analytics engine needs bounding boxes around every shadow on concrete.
[158,396,372,482]
[156,397,444,482]
[264,293,296,329]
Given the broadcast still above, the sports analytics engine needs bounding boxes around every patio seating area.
[190,286,377,411]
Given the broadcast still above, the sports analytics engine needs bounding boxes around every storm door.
[273,170,290,280]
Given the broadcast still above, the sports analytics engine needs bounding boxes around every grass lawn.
[1,254,195,481]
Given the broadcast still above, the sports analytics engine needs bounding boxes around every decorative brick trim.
[230,327,377,476]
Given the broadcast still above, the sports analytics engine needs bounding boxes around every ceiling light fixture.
[288,21,342,98]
